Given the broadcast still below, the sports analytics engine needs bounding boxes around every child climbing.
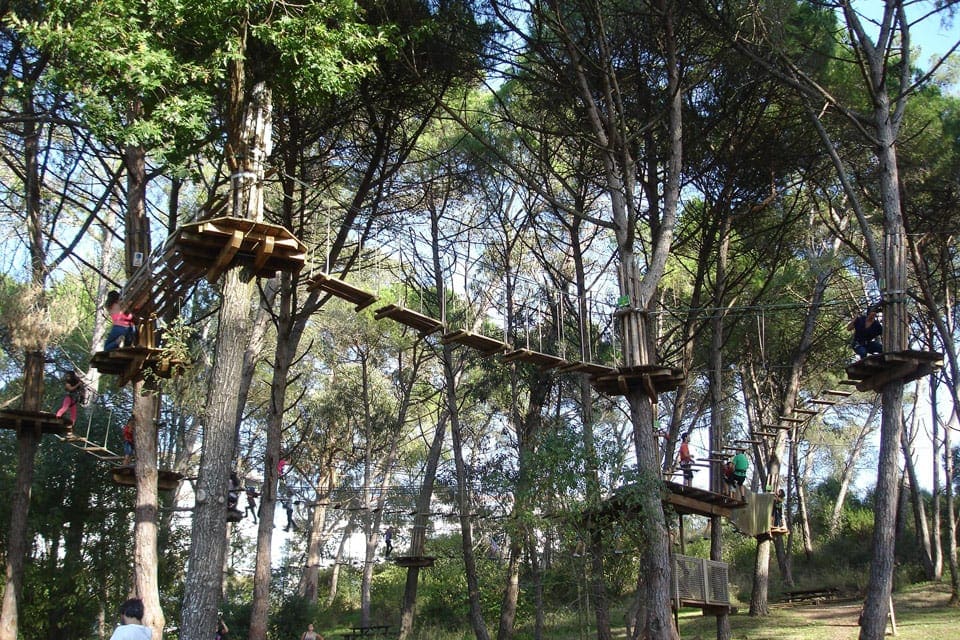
[103,290,137,351]
[54,369,84,425]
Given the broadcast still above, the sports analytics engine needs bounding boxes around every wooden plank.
[663,492,733,518]
[206,228,244,281]
[501,348,568,370]
[252,234,275,271]
[440,330,510,356]
[375,304,444,334]
[555,361,617,376]
[308,273,379,310]
[824,389,853,396]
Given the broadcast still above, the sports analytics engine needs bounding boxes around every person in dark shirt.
[847,306,882,358]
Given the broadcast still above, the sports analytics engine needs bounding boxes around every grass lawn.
[676,582,958,640]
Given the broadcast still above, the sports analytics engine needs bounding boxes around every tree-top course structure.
[1,4,959,640]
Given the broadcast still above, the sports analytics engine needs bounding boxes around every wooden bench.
[340,626,392,640]
[780,587,840,604]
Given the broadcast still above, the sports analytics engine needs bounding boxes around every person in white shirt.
[109,598,152,640]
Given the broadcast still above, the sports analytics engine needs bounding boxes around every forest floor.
[675,581,958,640]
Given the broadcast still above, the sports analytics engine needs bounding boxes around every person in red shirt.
[121,418,135,466]
[678,432,695,487]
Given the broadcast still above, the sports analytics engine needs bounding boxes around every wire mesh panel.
[672,555,730,606]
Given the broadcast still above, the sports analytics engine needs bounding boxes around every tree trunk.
[0,355,42,640]
[830,400,879,535]
[901,416,934,578]
[179,78,269,640]
[928,372,942,581]
[794,442,813,559]
[942,408,958,605]
[0,91,46,640]
[708,214,731,639]
[249,275,294,640]
[398,414,447,639]
[568,218,612,640]
[125,134,165,639]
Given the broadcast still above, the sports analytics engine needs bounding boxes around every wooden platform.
[662,481,745,518]
[375,304,444,335]
[90,347,187,386]
[440,330,510,356]
[592,481,745,520]
[111,465,184,491]
[175,216,306,281]
[393,555,435,568]
[0,409,70,437]
[590,364,685,401]
[501,348,568,370]
[844,350,943,392]
[307,272,379,310]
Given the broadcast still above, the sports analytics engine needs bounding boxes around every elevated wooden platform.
[111,465,184,491]
[662,481,745,518]
[592,481,745,520]
[590,364,685,401]
[501,348,568,370]
[844,350,943,392]
[0,409,70,437]
[123,216,305,324]
[90,347,187,386]
[393,555,435,568]
[307,272,379,310]
[175,216,306,281]
[440,330,510,356]
[375,304,444,335]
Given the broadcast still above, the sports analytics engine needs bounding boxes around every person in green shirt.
[732,451,749,501]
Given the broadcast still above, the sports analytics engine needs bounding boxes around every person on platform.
[678,432,695,487]
[121,418,135,466]
[104,290,137,351]
[772,488,787,532]
[108,598,150,640]
[384,526,394,558]
[54,369,84,425]
[722,460,737,498]
[732,451,750,501]
[847,305,883,358]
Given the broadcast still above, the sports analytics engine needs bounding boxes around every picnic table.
[780,587,841,604]
[339,625,392,639]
